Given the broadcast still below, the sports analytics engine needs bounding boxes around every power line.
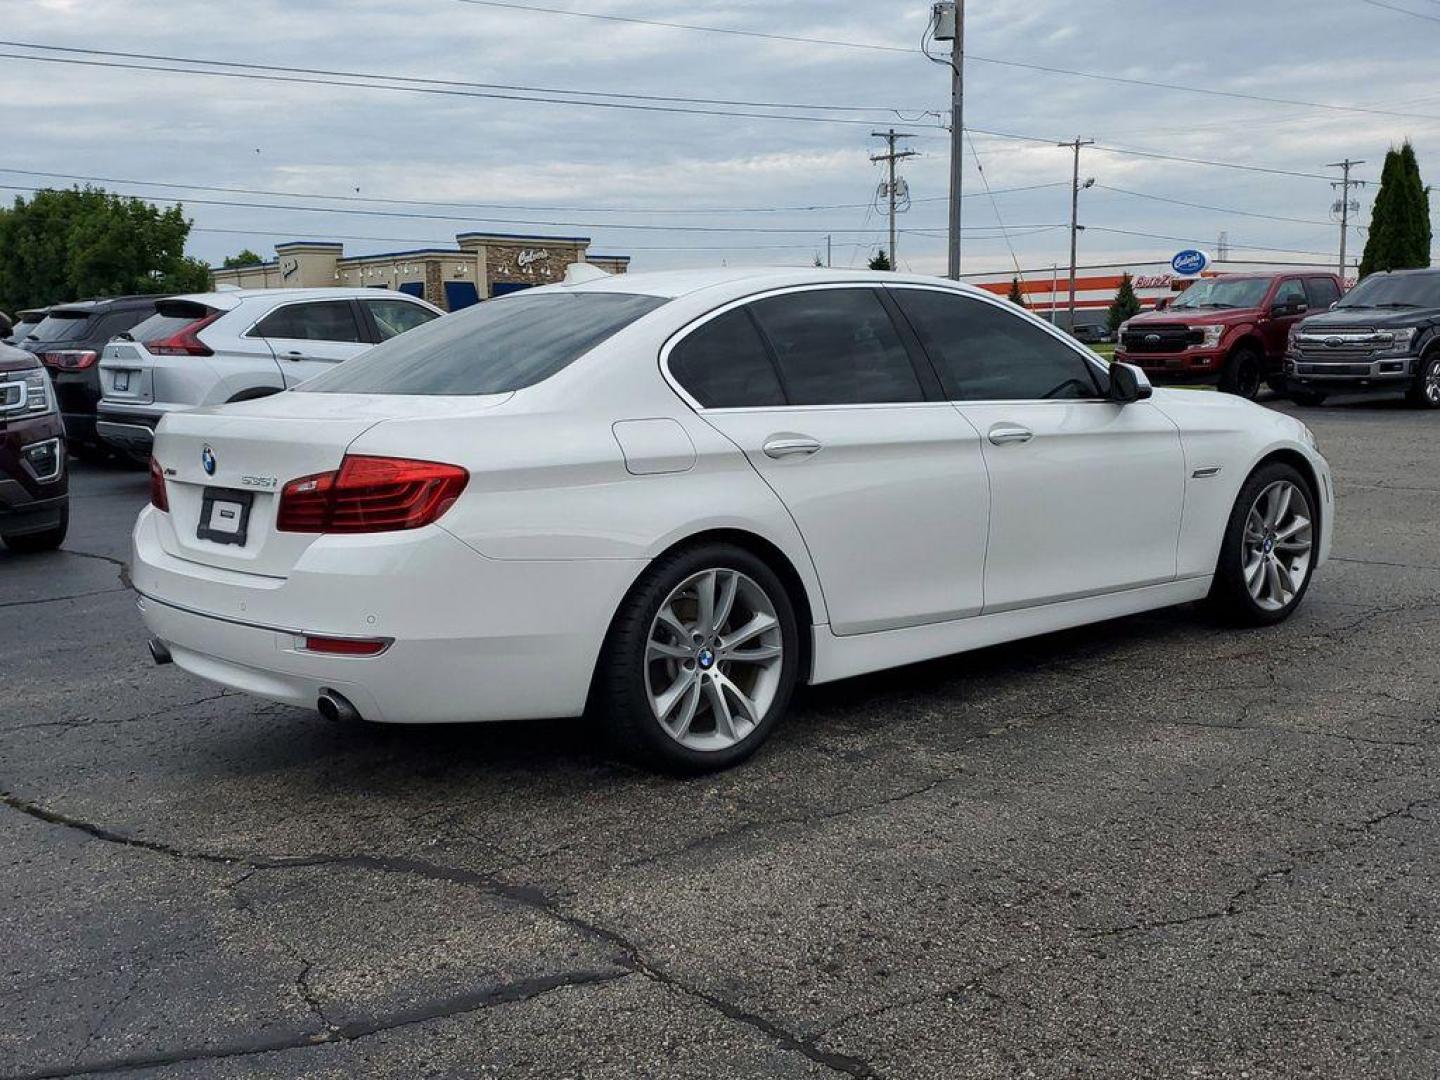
[1095,184,1337,226]
[1358,0,1440,22]
[448,0,1440,122]
[0,46,917,128]
[1086,225,1345,261]
[0,167,1063,216]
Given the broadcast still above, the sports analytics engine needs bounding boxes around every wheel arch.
[1248,447,1323,538]
[1227,331,1265,360]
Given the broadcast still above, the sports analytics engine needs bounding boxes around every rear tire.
[2,506,68,553]
[594,542,800,773]
[1218,346,1263,400]
[1407,354,1440,409]
[1210,464,1316,626]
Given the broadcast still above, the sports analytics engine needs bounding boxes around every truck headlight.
[1194,325,1225,348]
[1381,327,1417,354]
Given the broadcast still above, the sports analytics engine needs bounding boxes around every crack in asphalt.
[0,587,128,611]
[1,691,237,735]
[6,969,630,1080]
[57,547,133,590]
[0,791,881,1080]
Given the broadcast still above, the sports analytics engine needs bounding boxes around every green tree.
[222,248,265,269]
[0,186,211,311]
[868,250,892,271]
[1107,272,1142,333]
[1006,276,1027,307]
[1359,141,1432,278]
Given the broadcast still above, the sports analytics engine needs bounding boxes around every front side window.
[252,301,364,343]
[366,299,439,341]
[668,307,785,408]
[746,288,923,406]
[1273,279,1307,308]
[892,288,1102,401]
[301,291,668,396]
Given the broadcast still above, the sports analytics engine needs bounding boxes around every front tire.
[594,543,800,773]
[1210,464,1316,626]
[1407,354,1440,409]
[1219,346,1263,400]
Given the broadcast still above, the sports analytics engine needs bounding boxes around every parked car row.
[2,287,443,459]
[1115,267,1440,408]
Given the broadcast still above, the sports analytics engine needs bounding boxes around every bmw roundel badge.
[202,444,217,476]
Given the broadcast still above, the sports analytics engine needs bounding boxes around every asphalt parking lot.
[2,394,1437,1080]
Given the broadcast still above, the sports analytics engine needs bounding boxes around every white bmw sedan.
[134,268,1333,771]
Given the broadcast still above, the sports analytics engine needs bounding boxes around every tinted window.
[365,299,439,341]
[1305,277,1341,308]
[1336,271,1440,309]
[29,311,94,344]
[252,301,363,343]
[892,289,1103,401]
[669,308,784,408]
[747,289,922,406]
[301,291,668,396]
[8,319,41,342]
[1273,279,1307,308]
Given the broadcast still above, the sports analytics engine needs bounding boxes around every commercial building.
[211,232,630,311]
[964,260,1354,331]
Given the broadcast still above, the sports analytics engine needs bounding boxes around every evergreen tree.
[1006,276,1027,307]
[868,250,892,271]
[1107,272,1142,333]
[1359,141,1431,278]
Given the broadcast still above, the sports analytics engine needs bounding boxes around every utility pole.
[930,2,964,279]
[1327,158,1365,280]
[871,128,917,268]
[1060,136,1094,332]
[826,234,832,268]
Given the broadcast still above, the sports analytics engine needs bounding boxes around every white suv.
[96,288,442,456]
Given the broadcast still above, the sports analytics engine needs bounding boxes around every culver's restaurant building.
[211,232,630,311]
[964,257,1354,330]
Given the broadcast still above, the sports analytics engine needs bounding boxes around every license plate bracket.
[197,487,253,546]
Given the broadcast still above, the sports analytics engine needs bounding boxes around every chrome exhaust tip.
[147,638,173,665]
[317,689,362,724]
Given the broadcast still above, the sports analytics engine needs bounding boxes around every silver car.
[96,287,442,456]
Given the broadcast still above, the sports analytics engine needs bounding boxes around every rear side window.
[365,299,439,341]
[301,291,668,396]
[747,288,923,406]
[29,311,94,343]
[1305,277,1341,308]
[251,301,364,343]
[892,288,1103,401]
[668,308,785,408]
[130,302,219,344]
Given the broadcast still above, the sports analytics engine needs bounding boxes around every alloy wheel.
[644,568,785,752]
[1425,358,1440,405]
[1242,480,1313,612]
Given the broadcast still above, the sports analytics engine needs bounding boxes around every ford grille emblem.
[1324,337,1343,348]
[1144,333,1161,344]
[202,444,217,475]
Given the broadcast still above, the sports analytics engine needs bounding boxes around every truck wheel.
[1407,355,1440,409]
[2,507,68,554]
[1219,346,1262,400]
[1288,390,1327,407]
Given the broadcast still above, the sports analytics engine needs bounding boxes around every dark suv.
[4,307,47,346]
[20,296,163,450]
[0,342,67,552]
[1287,268,1440,408]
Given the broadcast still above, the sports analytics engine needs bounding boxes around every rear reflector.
[144,310,221,356]
[149,457,169,511]
[277,455,468,534]
[40,349,98,370]
[303,635,390,656]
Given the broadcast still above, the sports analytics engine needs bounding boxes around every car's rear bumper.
[97,403,165,455]
[130,506,643,723]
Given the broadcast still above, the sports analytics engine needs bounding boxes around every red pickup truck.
[1114,272,1345,399]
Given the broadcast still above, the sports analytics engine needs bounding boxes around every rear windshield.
[299,291,669,396]
[7,319,41,341]
[29,310,94,343]
[1336,272,1440,309]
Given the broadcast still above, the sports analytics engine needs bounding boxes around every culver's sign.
[1171,249,1210,276]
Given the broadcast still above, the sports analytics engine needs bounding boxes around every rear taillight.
[277,455,468,534]
[144,311,221,356]
[149,457,169,511]
[40,349,98,370]
[302,635,391,656]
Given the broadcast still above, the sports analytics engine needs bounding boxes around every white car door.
[668,286,990,636]
[889,285,1185,613]
[248,299,372,387]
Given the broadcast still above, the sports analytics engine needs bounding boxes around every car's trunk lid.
[151,390,511,578]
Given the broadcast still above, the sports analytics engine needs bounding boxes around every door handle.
[762,436,821,459]
[987,425,1034,446]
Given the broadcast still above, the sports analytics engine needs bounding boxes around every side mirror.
[1272,301,1307,317]
[1109,361,1152,403]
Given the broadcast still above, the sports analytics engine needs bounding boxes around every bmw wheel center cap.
[697,647,716,669]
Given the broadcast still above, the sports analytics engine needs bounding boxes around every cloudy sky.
[4,0,1439,278]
